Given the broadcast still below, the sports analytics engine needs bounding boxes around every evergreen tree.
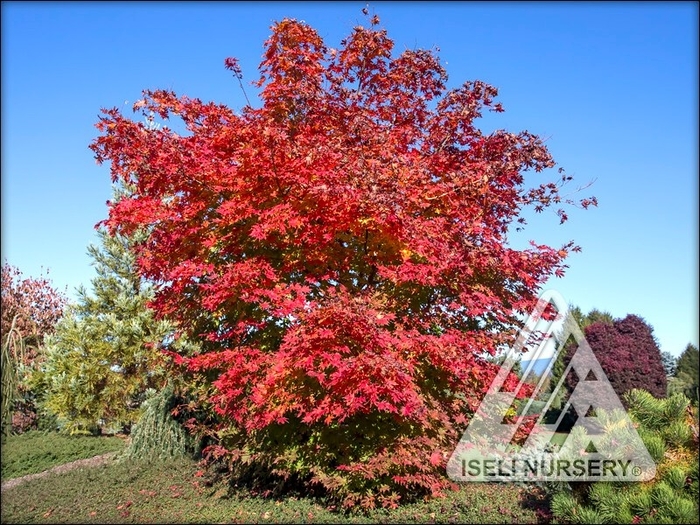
[37,214,187,434]
[669,343,699,402]
[583,308,614,327]
[676,343,699,385]
[566,305,614,330]
[660,350,678,377]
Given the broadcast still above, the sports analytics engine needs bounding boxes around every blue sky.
[2,2,697,357]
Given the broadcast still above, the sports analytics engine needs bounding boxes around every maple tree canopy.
[90,14,596,507]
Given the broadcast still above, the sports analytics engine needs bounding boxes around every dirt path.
[1,452,118,493]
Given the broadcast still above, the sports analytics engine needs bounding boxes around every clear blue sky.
[2,2,697,357]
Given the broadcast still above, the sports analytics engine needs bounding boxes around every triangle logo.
[446,289,657,482]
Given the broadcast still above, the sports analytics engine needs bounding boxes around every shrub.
[124,383,196,461]
[554,316,667,408]
[550,389,699,524]
[1,264,66,436]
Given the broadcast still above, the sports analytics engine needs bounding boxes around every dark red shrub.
[565,315,667,403]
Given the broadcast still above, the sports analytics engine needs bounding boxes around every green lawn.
[0,432,551,524]
[1,431,126,480]
[549,433,568,448]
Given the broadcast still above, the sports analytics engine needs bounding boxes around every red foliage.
[580,315,667,401]
[559,315,667,406]
[1,262,67,432]
[90,12,593,506]
[1,263,66,356]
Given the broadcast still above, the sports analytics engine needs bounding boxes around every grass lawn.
[549,433,568,448]
[1,431,127,480]
[0,433,551,524]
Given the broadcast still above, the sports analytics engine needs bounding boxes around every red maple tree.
[90,14,595,507]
